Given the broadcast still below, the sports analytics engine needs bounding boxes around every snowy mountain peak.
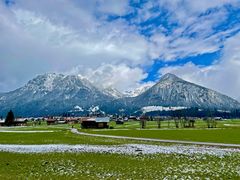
[135,73,240,110]
[24,73,56,92]
[0,72,240,117]
[0,73,115,116]
[103,87,124,99]
[159,73,182,82]
[25,73,97,93]
[154,73,184,89]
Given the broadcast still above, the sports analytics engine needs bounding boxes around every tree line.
[1,110,15,126]
[145,107,240,118]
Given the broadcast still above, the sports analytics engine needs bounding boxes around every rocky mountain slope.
[0,73,114,116]
[132,73,240,110]
[0,73,239,117]
[103,87,124,99]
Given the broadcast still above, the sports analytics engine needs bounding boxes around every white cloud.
[12,8,149,65]
[68,64,148,92]
[156,0,239,23]
[0,1,150,91]
[183,0,239,13]
[159,32,240,99]
[137,0,240,61]
[149,32,222,61]
[97,0,130,16]
[0,0,239,95]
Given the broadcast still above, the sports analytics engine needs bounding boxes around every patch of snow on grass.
[0,130,55,133]
[0,144,239,157]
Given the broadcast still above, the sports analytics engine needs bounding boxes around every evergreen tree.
[5,110,15,126]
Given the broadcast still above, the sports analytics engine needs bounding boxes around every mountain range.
[0,73,239,117]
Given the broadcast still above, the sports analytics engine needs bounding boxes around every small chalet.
[57,117,66,124]
[81,117,110,129]
[14,118,28,126]
[116,117,124,124]
[128,116,137,120]
[46,117,57,125]
[64,117,80,124]
[0,118,28,126]
[0,119,5,126]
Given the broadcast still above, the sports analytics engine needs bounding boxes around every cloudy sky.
[0,0,240,99]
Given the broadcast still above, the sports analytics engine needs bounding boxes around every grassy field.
[86,128,240,144]
[0,130,144,145]
[108,119,240,129]
[84,119,240,144]
[0,152,239,179]
[1,119,240,144]
[0,119,240,179]
[5,121,73,131]
[0,125,172,146]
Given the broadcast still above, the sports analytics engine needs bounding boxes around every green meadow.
[0,119,240,179]
[0,129,143,145]
[84,119,240,144]
[86,127,240,144]
[2,119,240,145]
[0,152,240,179]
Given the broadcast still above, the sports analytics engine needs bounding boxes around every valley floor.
[73,128,240,147]
[0,120,239,179]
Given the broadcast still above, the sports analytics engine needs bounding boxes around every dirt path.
[71,128,240,148]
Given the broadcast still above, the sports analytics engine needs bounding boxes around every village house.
[46,116,81,125]
[14,118,28,126]
[57,117,66,124]
[46,117,58,125]
[115,117,124,124]
[81,117,110,129]
[0,118,28,126]
[0,118,5,126]
[64,117,80,124]
[128,116,137,120]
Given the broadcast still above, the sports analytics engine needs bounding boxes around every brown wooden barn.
[14,118,28,126]
[81,117,110,129]
[46,118,57,125]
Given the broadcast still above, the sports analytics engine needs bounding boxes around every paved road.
[71,128,240,148]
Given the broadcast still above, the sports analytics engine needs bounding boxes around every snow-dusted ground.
[0,144,239,156]
[0,130,55,133]
[224,124,240,127]
[0,126,27,128]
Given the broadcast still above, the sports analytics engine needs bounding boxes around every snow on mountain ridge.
[23,73,98,94]
[124,84,153,97]
[0,73,115,116]
[0,72,239,117]
[133,73,240,110]
[25,73,151,99]
[103,87,124,99]
[43,73,58,91]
